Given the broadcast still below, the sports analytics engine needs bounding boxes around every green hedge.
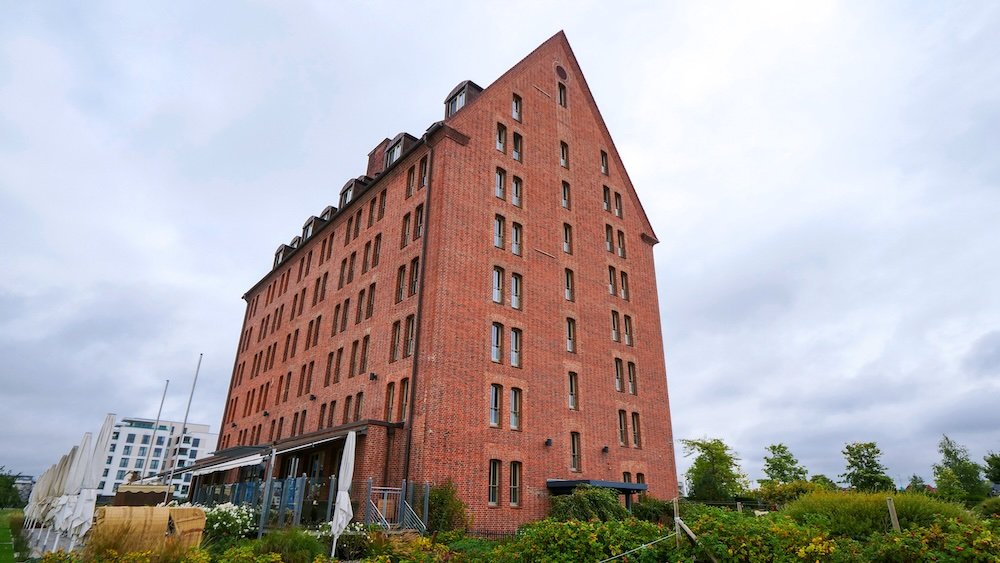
[783,491,971,539]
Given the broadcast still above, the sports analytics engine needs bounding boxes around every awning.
[191,453,265,477]
[276,434,344,455]
[546,479,648,494]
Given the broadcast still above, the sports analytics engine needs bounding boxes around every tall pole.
[164,353,202,504]
[141,380,169,482]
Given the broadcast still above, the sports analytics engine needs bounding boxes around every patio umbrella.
[69,414,116,547]
[329,431,356,558]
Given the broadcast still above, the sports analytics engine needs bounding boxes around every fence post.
[673,497,680,548]
[365,478,373,526]
[736,501,742,514]
[400,479,407,526]
[292,475,306,527]
[886,497,901,532]
[326,475,337,522]
[422,482,430,527]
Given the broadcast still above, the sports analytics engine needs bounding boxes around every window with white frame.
[512,176,522,207]
[489,384,502,427]
[492,266,504,303]
[510,388,522,430]
[491,322,503,363]
[510,328,522,367]
[511,273,522,309]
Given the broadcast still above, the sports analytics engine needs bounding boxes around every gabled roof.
[453,30,659,244]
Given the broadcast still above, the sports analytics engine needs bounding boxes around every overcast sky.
[2,1,999,488]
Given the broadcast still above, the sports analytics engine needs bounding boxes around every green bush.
[859,516,1000,561]
[492,518,678,563]
[549,485,629,522]
[204,503,258,543]
[253,528,326,563]
[631,494,674,524]
[757,480,820,507]
[977,497,1000,518]
[445,535,498,560]
[427,480,468,532]
[332,522,372,560]
[217,544,282,563]
[687,507,859,562]
[783,491,971,539]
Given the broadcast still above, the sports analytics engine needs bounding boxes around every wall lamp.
[230,423,237,428]
[544,438,553,447]
[309,394,317,401]
[262,411,270,417]
[602,446,610,453]
[369,372,378,381]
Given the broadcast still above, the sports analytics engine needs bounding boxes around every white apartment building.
[97,416,218,498]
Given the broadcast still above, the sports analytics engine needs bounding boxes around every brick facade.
[216,31,677,531]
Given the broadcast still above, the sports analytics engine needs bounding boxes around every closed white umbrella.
[329,431,357,558]
[69,414,116,548]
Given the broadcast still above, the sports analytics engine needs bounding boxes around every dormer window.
[274,248,286,268]
[303,221,314,240]
[385,141,403,167]
[446,89,467,117]
[343,186,353,206]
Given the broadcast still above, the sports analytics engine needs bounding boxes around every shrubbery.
[977,497,1000,518]
[631,494,674,524]
[427,480,468,532]
[252,528,324,563]
[548,485,629,522]
[757,480,820,507]
[492,518,675,563]
[783,491,971,539]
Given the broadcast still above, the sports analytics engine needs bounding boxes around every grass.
[0,509,17,563]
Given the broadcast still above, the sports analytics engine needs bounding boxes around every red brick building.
[202,31,677,531]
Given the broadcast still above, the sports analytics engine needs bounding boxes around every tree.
[762,443,808,484]
[0,466,24,508]
[932,435,989,502]
[984,451,1000,484]
[905,474,927,493]
[681,438,749,501]
[840,442,894,492]
[809,474,838,490]
[934,467,965,502]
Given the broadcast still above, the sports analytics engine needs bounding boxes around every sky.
[2,1,999,488]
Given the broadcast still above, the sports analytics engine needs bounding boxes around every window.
[512,94,522,121]
[512,176,522,207]
[385,141,402,167]
[109,443,117,453]
[123,445,132,456]
[372,234,381,267]
[618,410,629,446]
[617,231,626,258]
[384,382,395,421]
[494,215,505,248]
[368,199,376,227]
[401,214,411,248]
[419,156,428,187]
[378,189,387,220]
[615,358,624,392]
[120,458,129,468]
[510,328,522,367]
[406,166,415,198]
[564,269,575,301]
[601,150,609,175]
[138,446,147,457]
[354,392,363,420]
[632,413,642,447]
[347,252,356,283]
[509,461,522,506]
[126,433,136,444]
[489,384,502,427]
[623,472,632,483]
[561,181,571,209]
[491,322,503,363]
[611,311,621,342]
[562,223,572,254]
[355,289,365,324]
[409,257,420,295]
[492,267,504,303]
[570,432,581,471]
[390,321,401,362]
[141,435,150,445]
[560,141,569,168]
[396,265,406,303]
[614,193,623,218]
[447,89,466,116]
[403,315,415,357]
[605,225,614,252]
[496,123,506,152]
[359,336,369,372]
[343,396,352,424]
[512,133,522,162]
[603,186,611,211]
[566,318,576,353]
[510,388,522,429]
[511,273,522,309]
[568,372,579,410]
[399,378,410,422]
[414,205,424,239]
[495,168,506,199]
[366,283,375,318]
[637,473,645,484]
[628,362,637,395]
[488,459,501,505]
[558,82,567,107]
[116,470,126,480]
[620,272,630,300]
[511,223,522,256]
[624,315,634,346]
[608,266,618,295]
